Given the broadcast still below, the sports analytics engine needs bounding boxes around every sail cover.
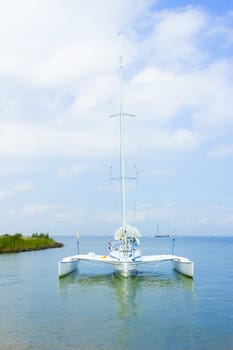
[114,225,142,243]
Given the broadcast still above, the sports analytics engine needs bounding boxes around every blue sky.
[0,0,233,236]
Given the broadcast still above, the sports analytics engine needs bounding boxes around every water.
[0,235,232,350]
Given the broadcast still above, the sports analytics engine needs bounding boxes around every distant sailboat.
[58,34,194,279]
[154,224,170,237]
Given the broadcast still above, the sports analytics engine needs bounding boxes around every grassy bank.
[0,233,63,254]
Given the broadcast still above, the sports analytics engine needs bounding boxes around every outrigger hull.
[58,257,77,277]
[58,253,194,278]
[173,258,194,278]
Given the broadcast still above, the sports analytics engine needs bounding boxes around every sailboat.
[154,224,170,237]
[58,35,194,279]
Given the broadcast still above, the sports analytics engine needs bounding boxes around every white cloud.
[209,144,233,158]
[149,7,208,68]
[195,217,208,225]
[0,0,152,85]
[170,128,199,150]
[54,207,86,222]
[125,203,233,235]
[190,61,233,131]
[57,164,86,178]
[0,3,232,161]
[22,204,54,216]
[128,62,233,133]
[0,121,117,159]
[0,182,32,200]
[0,164,26,177]
[130,127,200,154]
[0,1,232,235]
[128,67,188,124]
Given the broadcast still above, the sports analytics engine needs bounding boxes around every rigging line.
[134,164,139,213]
[109,165,121,216]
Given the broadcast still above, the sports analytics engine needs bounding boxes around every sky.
[0,0,233,237]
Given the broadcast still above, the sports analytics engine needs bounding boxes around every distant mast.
[154,224,170,237]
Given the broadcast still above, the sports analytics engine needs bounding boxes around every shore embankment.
[0,233,63,254]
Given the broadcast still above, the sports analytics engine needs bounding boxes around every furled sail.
[114,225,142,244]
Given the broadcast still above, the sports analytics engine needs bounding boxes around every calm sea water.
[0,235,232,350]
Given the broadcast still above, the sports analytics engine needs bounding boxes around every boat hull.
[173,259,194,278]
[112,261,138,277]
[58,259,77,278]
[58,253,194,278]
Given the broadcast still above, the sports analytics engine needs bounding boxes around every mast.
[109,32,135,236]
[119,34,127,232]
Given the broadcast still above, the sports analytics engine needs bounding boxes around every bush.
[31,232,49,239]
[14,233,22,238]
[0,232,63,253]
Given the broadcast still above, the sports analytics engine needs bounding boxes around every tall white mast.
[109,32,135,234]
[119,33,127,232]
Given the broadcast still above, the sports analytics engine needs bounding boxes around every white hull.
[111,261,138,277]
[173,258,194,278]
[58,253,194,278]
[58,257,77,277]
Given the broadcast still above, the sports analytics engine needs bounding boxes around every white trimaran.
[58,35,194,279]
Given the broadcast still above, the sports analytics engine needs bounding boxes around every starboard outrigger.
[58,34,194,279]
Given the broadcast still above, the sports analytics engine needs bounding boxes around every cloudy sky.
[0,0,232,236]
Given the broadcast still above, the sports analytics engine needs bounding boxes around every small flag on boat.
[76,229,80,239]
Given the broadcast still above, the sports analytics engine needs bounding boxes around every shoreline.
[0,233,63,254]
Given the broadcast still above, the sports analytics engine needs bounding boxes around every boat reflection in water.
[59,269,194,318]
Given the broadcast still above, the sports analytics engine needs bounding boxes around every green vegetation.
[0,232,63,254]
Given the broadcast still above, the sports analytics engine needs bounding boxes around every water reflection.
[112,275,140,318]
[59,270,194,319]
